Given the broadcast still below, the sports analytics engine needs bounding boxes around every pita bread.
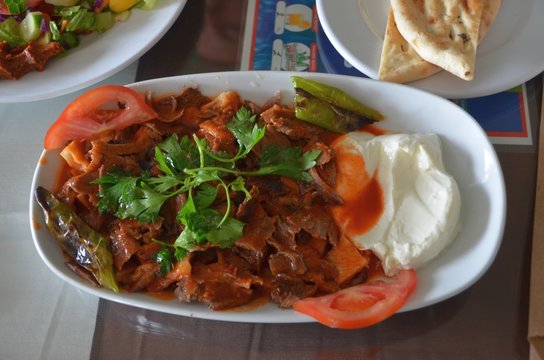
[378,9,441,83]
[389,0,484,80]
[378,0,501,83]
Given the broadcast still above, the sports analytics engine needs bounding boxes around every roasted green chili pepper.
[292,75,384,133]
[35,186,119,293]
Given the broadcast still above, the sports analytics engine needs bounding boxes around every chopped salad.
[0,0,156,79]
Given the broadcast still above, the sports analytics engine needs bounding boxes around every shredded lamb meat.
[0,41,63,80]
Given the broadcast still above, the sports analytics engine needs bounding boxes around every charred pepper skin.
[34,186,119,293]
[291,76,384,133]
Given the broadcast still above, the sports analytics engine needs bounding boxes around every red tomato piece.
[0,2,9,14]
[292,269,417,329]
[27,0,43,8]
[44,85,158,150]
[29,1,54,16]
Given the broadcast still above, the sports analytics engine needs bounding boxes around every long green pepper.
[35,186,119,292]
[292,76,384,133]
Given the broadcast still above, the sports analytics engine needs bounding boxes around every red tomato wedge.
[292,269,417,329]
[44,85,158,150]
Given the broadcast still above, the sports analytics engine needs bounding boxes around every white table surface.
[0,63,137,360]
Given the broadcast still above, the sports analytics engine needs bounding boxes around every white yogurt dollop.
[332,132,461,276]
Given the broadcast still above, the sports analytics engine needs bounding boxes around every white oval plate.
[0,0,186,103]
[29,71,506,324]
[316,0,544,99]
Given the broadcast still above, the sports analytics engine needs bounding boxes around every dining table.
[0,0,542,359]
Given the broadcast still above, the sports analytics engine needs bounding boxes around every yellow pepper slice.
[109,0,139,13]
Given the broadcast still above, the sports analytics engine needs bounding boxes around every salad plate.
[316,0,544,99]
[29,71,505,323]
[0,0,186,103]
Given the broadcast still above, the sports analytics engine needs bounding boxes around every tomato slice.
[292,269,417,329]
[44,85,157,150]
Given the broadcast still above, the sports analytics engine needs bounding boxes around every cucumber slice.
[0,18,25,47]
[95,12,115,33]
[20,12,44,42]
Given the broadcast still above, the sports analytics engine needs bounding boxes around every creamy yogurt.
[331,132,461,275]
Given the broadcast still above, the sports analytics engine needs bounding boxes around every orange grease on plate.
[331,136,384,237]
[322,125,386,146]
[32,219,41,230]
[38,154,47,165]
[53,160,72,193]
[358,124,386,136]
[146,291,176,301]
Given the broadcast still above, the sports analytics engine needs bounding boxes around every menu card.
[240,0,532,146]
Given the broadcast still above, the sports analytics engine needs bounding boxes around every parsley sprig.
[93,107,321,271]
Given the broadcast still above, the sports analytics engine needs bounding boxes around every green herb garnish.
[155,247,173,277]
[94,107,321,274]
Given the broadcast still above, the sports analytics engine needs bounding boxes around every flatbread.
[378,0,501,83]
[389,0,485,81]
[378,9,441,83]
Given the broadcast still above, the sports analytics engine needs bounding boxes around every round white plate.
[317,0,544,99]
[0,0,186,103]
[29,71,505,324]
